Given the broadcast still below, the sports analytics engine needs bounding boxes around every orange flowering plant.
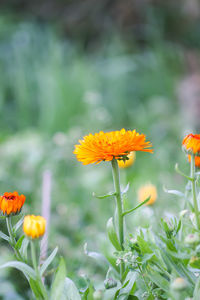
[0,192,80,299]
[74,129,153,282]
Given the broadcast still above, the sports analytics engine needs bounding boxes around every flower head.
[182,134,200,155]
[0,191,26,216]
[74,129,153,165]
[188,155,200,168]
[118,151,136,169]
[138,183,157,205]
[23,215,46,239]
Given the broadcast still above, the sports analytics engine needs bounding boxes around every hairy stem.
[6,217,23,261]
[111,158,125,279]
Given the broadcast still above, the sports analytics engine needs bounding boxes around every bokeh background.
[0,1,200,299]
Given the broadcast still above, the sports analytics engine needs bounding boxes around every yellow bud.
[138,183,157,205]
[23,215,46,239]
[117,152,136,169]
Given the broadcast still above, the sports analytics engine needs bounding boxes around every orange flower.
[188,155,200,168]
[23,215,46,239]
[138,183,157,206]
[74,129,153,165]
[118,151,136,168]
[0,191,26,216]
[182,134,200,155]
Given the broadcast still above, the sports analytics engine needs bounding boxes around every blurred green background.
[0,0,200,298]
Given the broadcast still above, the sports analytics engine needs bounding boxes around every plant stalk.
[190,154,200,230]
[111,158,125,278]
[6,216,23,261]
[31,241,48,300]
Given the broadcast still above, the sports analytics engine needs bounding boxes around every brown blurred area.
[0,0,200,48]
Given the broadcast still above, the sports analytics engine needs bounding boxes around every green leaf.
[122,197,150,217]
[163,186,185,198]
[0,261,36,280]
[29,278,44,299]
[114,272,137,300]
[20,237,29,260]
[147,269,169,293]
[92,191,116,199]
[107,217,122,251]
[13,215,24,233]
[40,246,58,276]
[51,258,81,300]
[15,235,25,250]
[63,277,81,300]
[50,257,66,300]
[84,243,108,267]
[193,274,200,300]
[122,183,130,195]
[175,163,193,181]
[0,230,10,242]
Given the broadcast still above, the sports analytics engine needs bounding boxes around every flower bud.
[171,277,188,291]
[184,233,200,245]
[23,215,46,239]
[0,191,26,216]
[189,256,200,268]
[104,278,117,289]
[161,217,175,238]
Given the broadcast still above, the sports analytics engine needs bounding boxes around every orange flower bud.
[182,134,200,155]
[23,215,46,239]
[138,183,157,205]
[0,191,25,216]
[117,152,136,169]
[188,155,200,168]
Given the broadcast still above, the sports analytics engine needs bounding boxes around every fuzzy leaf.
[63,277,81,300]
[84,243,108,267]
[50,257,66,300]
[107,217,122,251]
[0,261,36,280]
[92,191,116,199]
[15,235,25,251]
[13,215,24,233]
[0,230,10,242]
[40,246,58,276]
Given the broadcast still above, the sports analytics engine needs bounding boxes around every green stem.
[111,158,125,279]
[6,217,23,261]
[190,154,200,230]
[31,241,48,300]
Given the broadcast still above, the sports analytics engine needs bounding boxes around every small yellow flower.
[138,183,157,205]
[117,152,136,168]
[23,215,46,239]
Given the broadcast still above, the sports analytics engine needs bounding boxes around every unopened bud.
[104,278,117,289]
[171,277,188,291]
[189,256,200,268]
[184,233,200,245]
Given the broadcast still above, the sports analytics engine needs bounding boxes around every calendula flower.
[138,183,157,205]
[0,191,26,216]
[118,151,136,168]
[182,134,200,155]
[23,215,46,239]
[188,155,200,168]
[74,129,152,165]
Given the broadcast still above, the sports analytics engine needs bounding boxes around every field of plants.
[0,2,200,299]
